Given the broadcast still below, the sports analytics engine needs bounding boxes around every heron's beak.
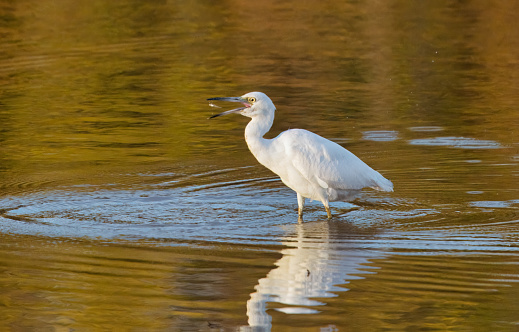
[207,96,250,119]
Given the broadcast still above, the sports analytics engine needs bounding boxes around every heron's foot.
[298,209,304,223]
[297,206,304,223]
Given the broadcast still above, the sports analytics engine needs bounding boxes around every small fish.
[208,103,222,108]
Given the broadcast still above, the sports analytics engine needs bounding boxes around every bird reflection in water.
[241,221,384,330]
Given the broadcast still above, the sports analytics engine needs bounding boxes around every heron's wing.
[282,129,393,191]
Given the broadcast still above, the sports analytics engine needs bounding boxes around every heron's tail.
[370,173,394,192]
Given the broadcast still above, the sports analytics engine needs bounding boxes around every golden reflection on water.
[1,229,517,331]
[0,0,519,330]
[0,234,280,330]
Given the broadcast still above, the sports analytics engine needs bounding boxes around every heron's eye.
[248,97,257,103]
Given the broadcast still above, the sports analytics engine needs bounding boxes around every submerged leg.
[297,193,305,222]
[322,200,332,219]
[325,206,332,219]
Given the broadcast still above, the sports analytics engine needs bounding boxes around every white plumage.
[209,91,393,220]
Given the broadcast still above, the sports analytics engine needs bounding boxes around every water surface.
[1,0,518,330]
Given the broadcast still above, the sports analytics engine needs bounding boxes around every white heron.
[208,92,393,221]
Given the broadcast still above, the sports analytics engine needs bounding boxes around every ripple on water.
[0,167,296,245]
[0,163,414,245]
[469,200,514,208]
[0,178,58,196]
[408,126,444,132]
[362,130,399,142]
[0,185,398,245]
[0,165,516,252]
[408,136,502,149]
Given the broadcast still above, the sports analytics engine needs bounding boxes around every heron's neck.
[244,113,274,161]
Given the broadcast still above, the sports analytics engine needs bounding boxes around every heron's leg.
[297,193,305,222]
[325,206,332,219]
[322,200,332,219]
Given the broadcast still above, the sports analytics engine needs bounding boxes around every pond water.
[1,0,518,330]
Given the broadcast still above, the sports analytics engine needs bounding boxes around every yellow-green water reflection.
[0,0,518,330]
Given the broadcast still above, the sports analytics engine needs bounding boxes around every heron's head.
[208,91,275,119]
